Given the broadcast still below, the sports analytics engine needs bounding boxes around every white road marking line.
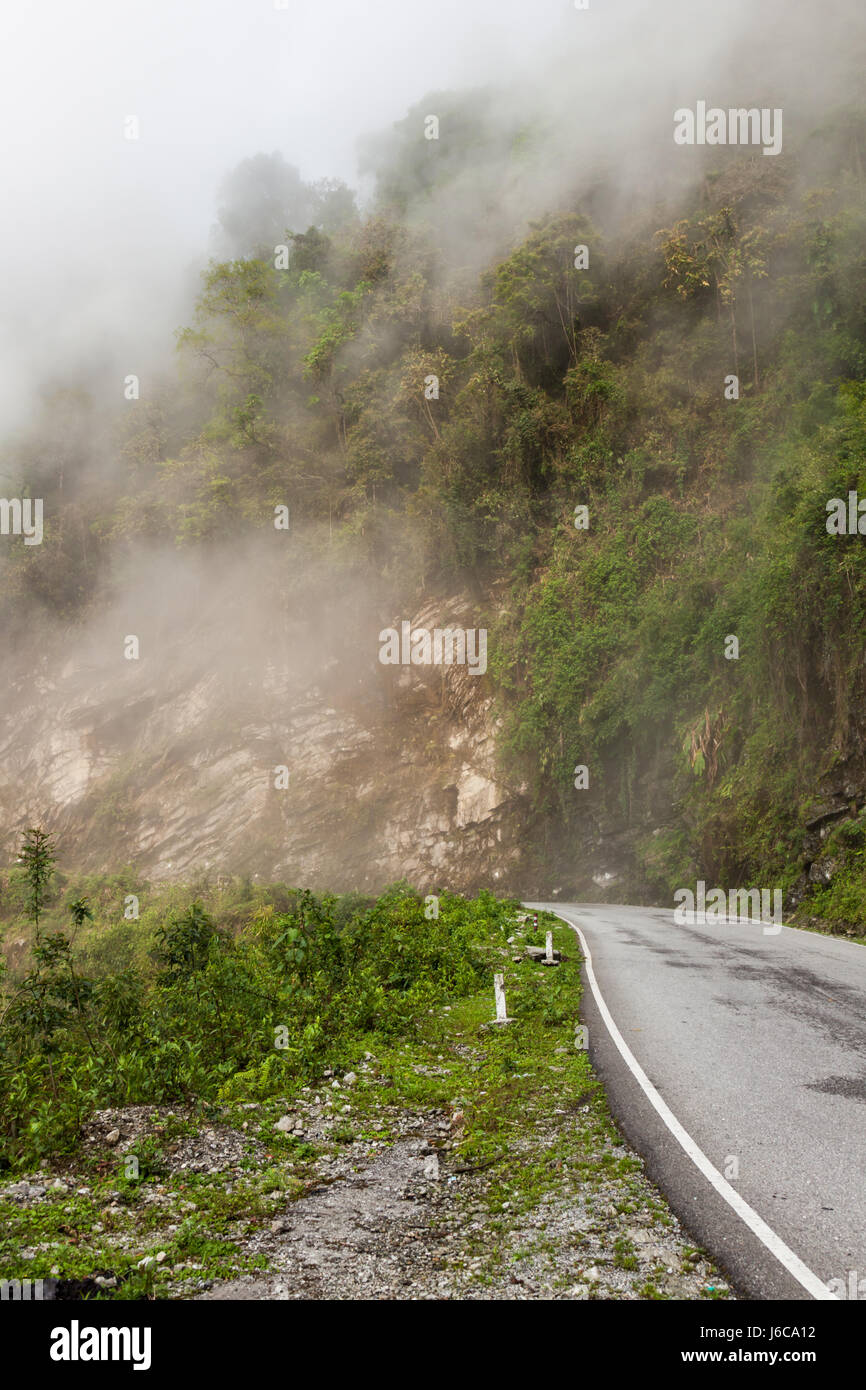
[548,907,837,1301]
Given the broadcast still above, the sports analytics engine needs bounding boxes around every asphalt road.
[525,902,866,1301]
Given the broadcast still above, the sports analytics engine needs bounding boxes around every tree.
[214,155,357,259]
[176,257,283,398]
[658,209,768,388]
[18,826,55,943]
[483,214,599,380]
[215,152,314,258]
[67,896,93,934]
[309,179,358,234]
[156,902,216,978]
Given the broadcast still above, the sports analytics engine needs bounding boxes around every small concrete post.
[545,930,554,963]
[494,972,508,1022]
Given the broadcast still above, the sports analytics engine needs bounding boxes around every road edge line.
[549,909,837,1302]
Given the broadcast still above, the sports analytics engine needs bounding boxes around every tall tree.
[18,826,56,944]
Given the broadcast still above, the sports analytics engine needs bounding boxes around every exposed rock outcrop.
[0,580,531,895]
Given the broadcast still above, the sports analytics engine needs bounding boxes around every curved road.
[526,901,866,1301]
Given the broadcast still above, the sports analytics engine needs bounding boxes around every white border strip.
[550,909,836,1301]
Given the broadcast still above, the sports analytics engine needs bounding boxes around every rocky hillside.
[0,579,530,895]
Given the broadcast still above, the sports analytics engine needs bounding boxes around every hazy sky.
[0,0,857,432]
[0,0,585,428]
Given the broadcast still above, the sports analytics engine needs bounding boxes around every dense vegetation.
[4,96,866,917]
[0,830,515,1171]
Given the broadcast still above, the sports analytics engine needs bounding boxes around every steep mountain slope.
[3,105,866,919]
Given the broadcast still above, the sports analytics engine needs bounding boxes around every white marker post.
[545,931,554,963]
[493,972,510,1023]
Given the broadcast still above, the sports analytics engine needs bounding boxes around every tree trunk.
[747,277,759,390]
[729,297,739,378]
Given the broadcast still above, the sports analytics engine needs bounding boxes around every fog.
[2,0,862,432]
[0,0,562,429]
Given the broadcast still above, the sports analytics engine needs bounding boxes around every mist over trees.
[214,152,358,258]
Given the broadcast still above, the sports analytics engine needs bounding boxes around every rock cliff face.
[0,566,532,895]
[9,552,851,909]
